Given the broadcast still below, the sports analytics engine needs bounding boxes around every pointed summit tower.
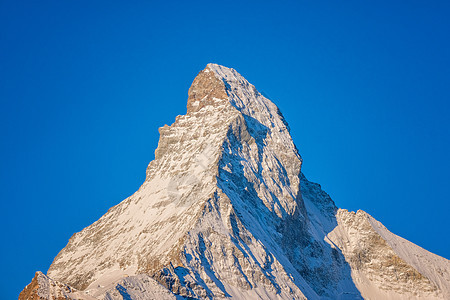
[21,64,450,300]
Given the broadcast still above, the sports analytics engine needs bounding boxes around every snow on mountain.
[20,64,450,299]
[328,209,450,299]
[19,271,97,300]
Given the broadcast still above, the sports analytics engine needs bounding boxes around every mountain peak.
[186,63,264,116]
[21,65,450,300]
[186,64,228,114]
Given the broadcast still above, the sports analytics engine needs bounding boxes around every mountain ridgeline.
[20,64,450,300]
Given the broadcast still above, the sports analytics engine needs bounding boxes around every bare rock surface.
[19,271,96,300]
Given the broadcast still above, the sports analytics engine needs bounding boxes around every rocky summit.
[20,64,450,300]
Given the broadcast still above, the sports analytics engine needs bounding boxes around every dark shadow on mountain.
[197,234,232,298]
[217,115,363,299]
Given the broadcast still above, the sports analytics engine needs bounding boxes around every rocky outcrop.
[186,66,228,114]
[328,209,450,299]
[19,272,94,300]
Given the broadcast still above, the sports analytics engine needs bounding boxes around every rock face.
[19,272,96,300]
[328,210,450,300]
[21,64,450,299]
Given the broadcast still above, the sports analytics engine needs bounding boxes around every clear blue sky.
[1,1,449,298]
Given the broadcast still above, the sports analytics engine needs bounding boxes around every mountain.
[20,64,450,300]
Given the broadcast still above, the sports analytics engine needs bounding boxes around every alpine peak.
[20,64,450,300]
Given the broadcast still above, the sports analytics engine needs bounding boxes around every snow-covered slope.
[328,209,449,300]
[21,64,449,299]
[328,209,450,299]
